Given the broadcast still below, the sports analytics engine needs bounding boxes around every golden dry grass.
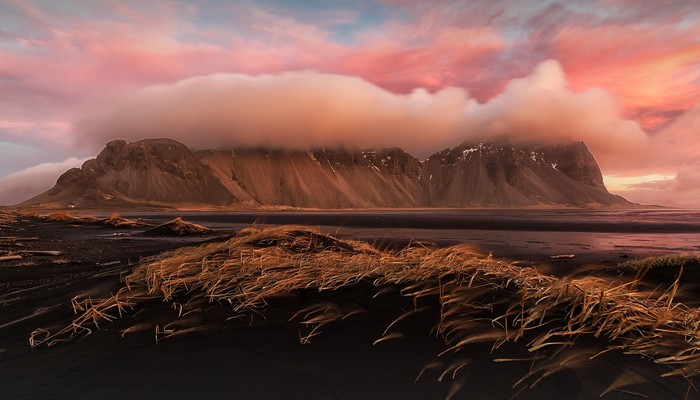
[614,254,700,273]
[30,225,700,387]
[144,217,212,236]
[41,211,101,224]
[36,212,151,228]
[101,213,151,228]
[0,211,18,226]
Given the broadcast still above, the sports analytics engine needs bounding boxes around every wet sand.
[1,211,699,399]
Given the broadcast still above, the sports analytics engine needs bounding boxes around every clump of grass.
[0,211,18,226]
[30,226,700,387]
[101,213,151,228]
[142,217,212,236]
[36,212,151,228]
[41,212,101,224]
[614,254,700,273]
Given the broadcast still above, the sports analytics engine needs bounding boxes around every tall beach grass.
[30,225,700,393]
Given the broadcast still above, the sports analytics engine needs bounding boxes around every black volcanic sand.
[1,213,699,399]
[129,209,700,268]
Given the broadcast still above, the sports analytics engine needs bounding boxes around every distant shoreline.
[6,202,665,212]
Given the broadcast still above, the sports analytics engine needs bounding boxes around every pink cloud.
[675,170,700,192]
[611,169,700,208]
[553,24,700,130]
[335,25,506,94]
[650,105,700,173]
[3,0,696,135]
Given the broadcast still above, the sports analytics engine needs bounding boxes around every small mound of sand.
[143,217,212,236]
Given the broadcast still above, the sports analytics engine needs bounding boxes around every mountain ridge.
[21,137,632,209]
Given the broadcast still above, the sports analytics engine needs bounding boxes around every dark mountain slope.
[24,139,232,208]
[423,138,628,207]
[198,147,424,208]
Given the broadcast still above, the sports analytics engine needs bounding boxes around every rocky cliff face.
[197,147,424,208]
[539,141,606,190]
[23,137,631,208]
[422,137,620,207]
[28,139,232,208]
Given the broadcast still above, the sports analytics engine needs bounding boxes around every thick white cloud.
[75,60,649,171]
[0,157,89,205]
[76,71,472,158]
[466,60,650,163]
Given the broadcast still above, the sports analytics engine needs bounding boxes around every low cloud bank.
[76,60,650,172]
[0,157,88,205]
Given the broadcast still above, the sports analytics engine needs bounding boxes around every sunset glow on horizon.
[1,0,700,206]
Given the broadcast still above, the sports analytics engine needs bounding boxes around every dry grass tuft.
[41,212,101,224]
[101,213,152,228]
[0,211,18,226]
[143,217,212,236]
[36,212,151,228]
[30,225,700,386]
[614,254,700,273]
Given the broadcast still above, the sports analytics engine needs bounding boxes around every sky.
[0,0,699,206]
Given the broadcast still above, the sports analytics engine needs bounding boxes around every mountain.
[22,137,631,209]
[422,138,621,207]
[26,139,233,208]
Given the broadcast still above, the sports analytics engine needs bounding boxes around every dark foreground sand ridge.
[4,210,700,398]
[27,225,700,398]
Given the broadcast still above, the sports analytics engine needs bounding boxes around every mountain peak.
[442,136,606,190]
[26,138,233,208]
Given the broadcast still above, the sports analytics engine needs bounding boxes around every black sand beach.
[2,210,700,399]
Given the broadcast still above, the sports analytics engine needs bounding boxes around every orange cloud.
[553,24,700,130]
